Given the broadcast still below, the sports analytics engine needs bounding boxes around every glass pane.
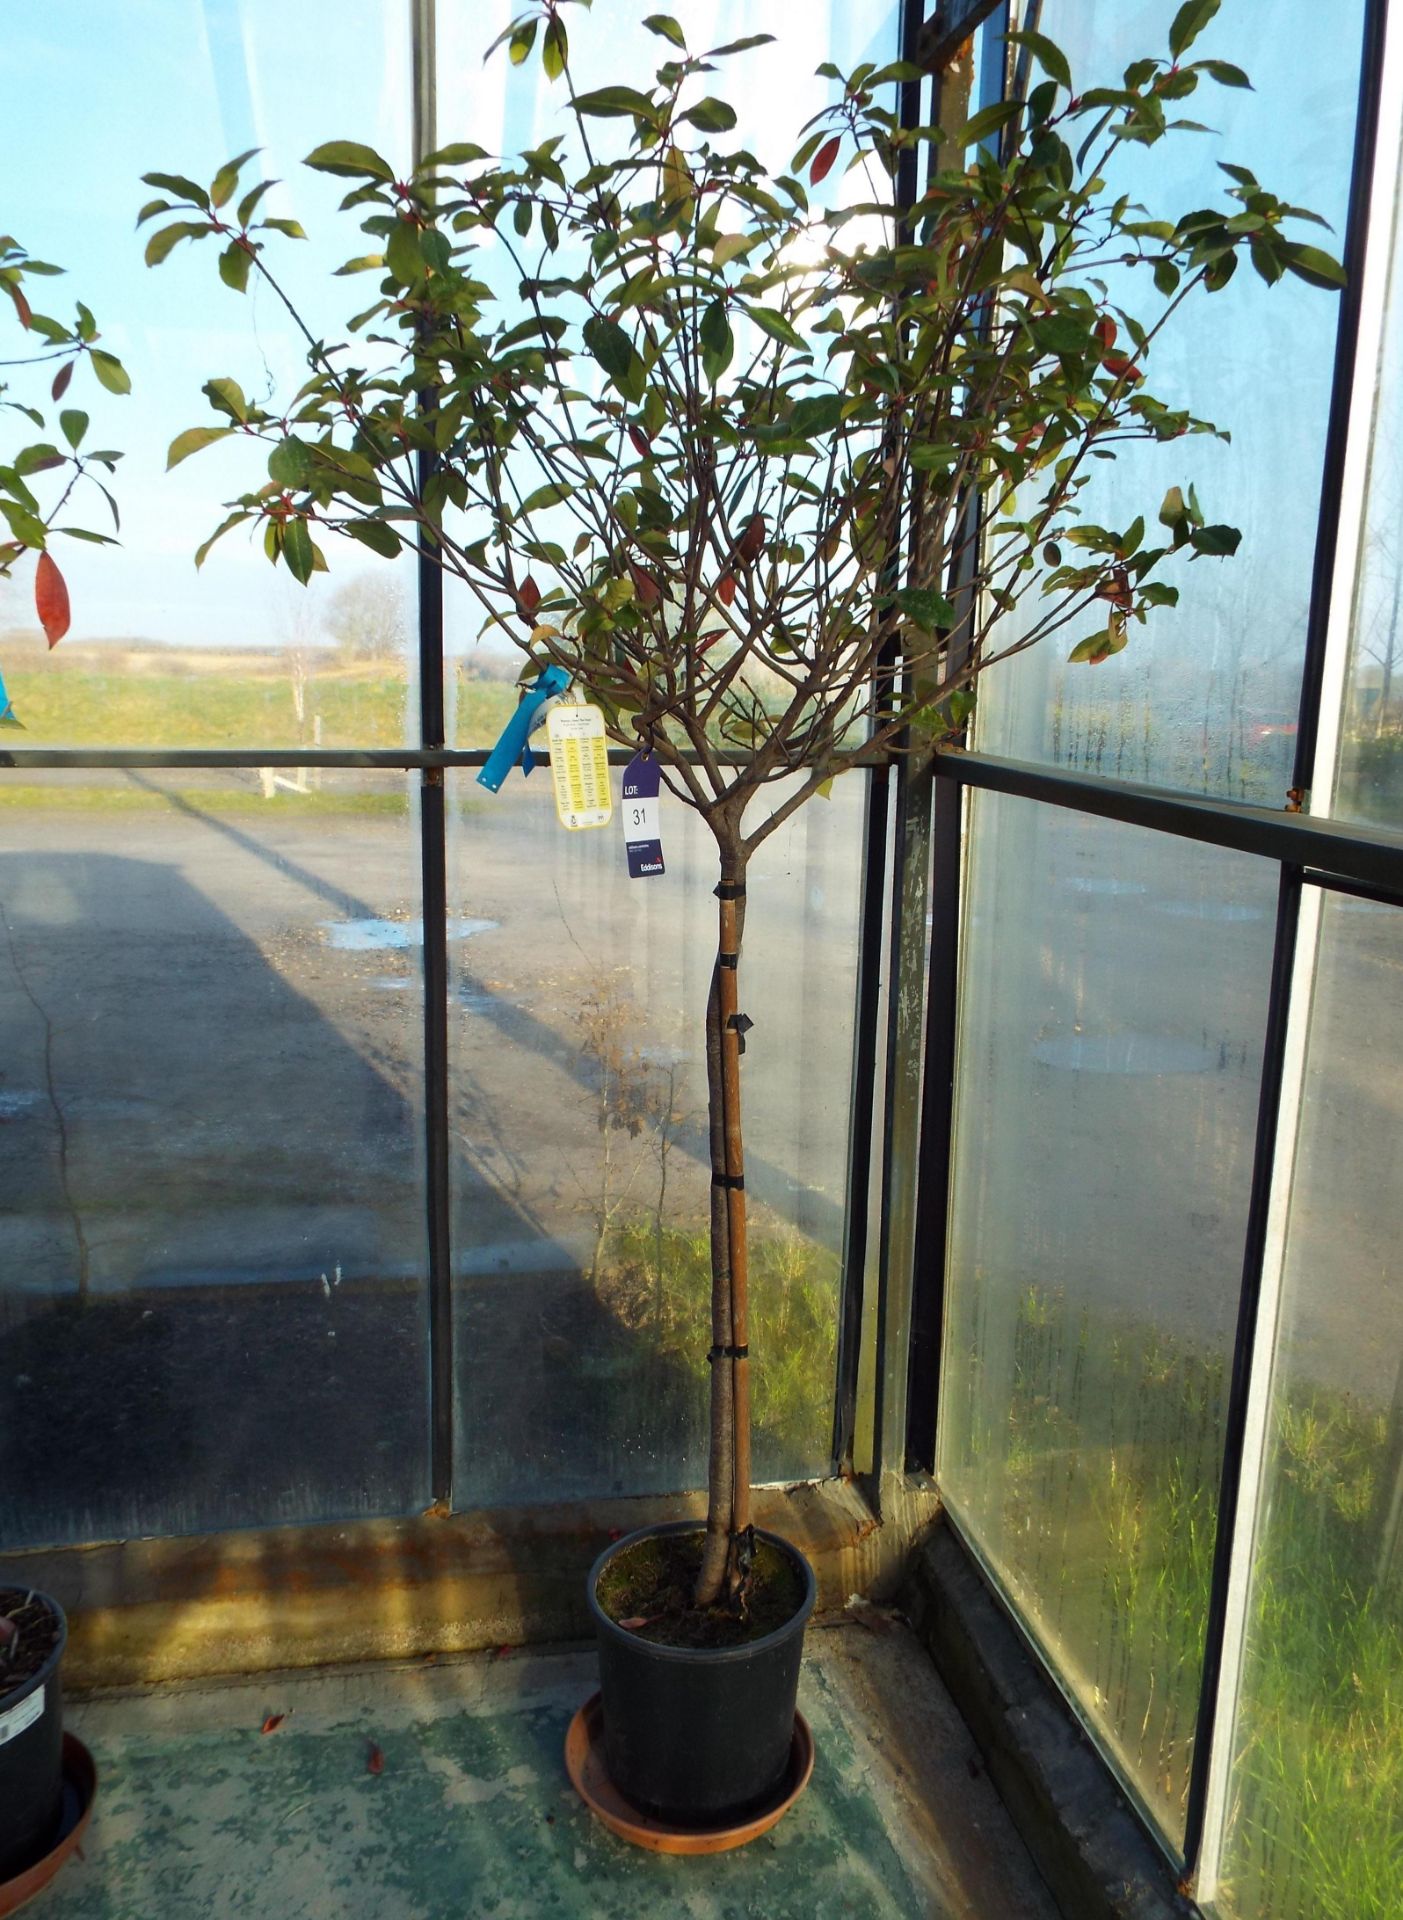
[937,791,1278,1844]
[3,3,414,748]
[1215,893,1403,1920]
[0,770,428,1545]
[450,771,863,1506]
[975,1,1363,800]
[1338,135,1403,827]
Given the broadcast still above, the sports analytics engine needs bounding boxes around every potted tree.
[140,0,1338,1836]
[0,239,125,1886]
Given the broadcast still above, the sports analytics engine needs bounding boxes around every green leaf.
[167,425,234,469]
[89,349,131,395]
[218,241,253,293]
[1005,29,1072,90]
[1159,485,1187,528]
[386,218,425,286]
[204,376,249,422]
[1199,58,1250,87]
[740,304,808,352]
[262,217,306,240]
[144,220,211,267]
[712,233,753,270]
[1121,515,1145,556]
[583,314,645,402]
[194,510,252,569]
[1169,0,1221,58]
[960,98,1022,147]
[344,517,401,558]
[268,436,315,488]
[0,499,47,548]
[421,142,488,168]
[508,19,537,65]
[699,299,734,383]
[335,252,386,276]
[140,170,211,209]
[519,482,573,514]
[1282,242,1347,290]
[282,516,315,584]
[59,409,88,450]
[1068,629,1113,664]
[789,393,844,437]
[210,147,260,208]
[894,587,954,631]
[1153,257,1181,296]
[14,444,66,477]
[684,97,738,133]
[303,140,395,181]
[135,197,175,227]
[643,13,686,46]
[237,179,277,226]
[1191,523,1241,556]
[542,14,568,80]
[572,85,656,118]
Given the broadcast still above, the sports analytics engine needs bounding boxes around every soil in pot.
[0,1591,61,1695]
[595,1529,806,1648]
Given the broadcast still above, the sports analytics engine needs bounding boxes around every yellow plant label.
[547,701,612,830]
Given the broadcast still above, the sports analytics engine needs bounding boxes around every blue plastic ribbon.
[476,665,571,792]
[0,662,20,730]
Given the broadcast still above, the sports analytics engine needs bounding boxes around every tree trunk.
[693,839,753,1608]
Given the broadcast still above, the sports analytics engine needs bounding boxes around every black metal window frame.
[901,0,1396,1884]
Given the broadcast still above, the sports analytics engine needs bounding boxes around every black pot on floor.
[0,1588,68,1882]
[587,1520,816,1827]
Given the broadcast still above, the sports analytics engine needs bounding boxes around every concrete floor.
[40,1622,1058,1920]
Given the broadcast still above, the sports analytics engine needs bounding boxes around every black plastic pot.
[0,1589,67,1882]
[587,1521,816,1827]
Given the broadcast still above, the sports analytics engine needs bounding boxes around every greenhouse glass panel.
[938,789,1277,1844]
[975,0,1364,801]
[1337,130,1403,828]
[449,771,863,1506]
[1214,892,1403,1920]
[0,771,429,1546]
[2,2,415,749]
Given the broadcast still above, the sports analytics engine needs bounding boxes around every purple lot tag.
[621,752,665,879]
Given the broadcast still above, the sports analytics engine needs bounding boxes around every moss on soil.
[596,1530,806,1649]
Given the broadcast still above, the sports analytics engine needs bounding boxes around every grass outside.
[0,654,518,750]
[964,1285,1402,1920]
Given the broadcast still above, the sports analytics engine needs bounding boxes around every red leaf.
[630,562,660,607]
[51,359,74,403]
[1101,354,1141,385]
[737,513,765,565]
[1094,314,1117,351]
[717,572,736,607]
[35,552,71,648]
[260,1713,286,1735]
[366,1740,384,1775]
[4,280,32,330]
[618,1615,652,1631]
[810,135,841,186]
[518,575,541,616]
[628,425,651,458]
[494,1644,514,1661]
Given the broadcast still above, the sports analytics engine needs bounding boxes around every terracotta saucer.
[564,1691,814,1854]
[0,1733,98,1917]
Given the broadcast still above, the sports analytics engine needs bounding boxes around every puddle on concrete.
[324,916,497,951]
[1033,1032,1219,1075]
[1064,877,1148,898]
[0,1090,41,1118]
[1153,900,1265,923]
[372,977,418,992]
